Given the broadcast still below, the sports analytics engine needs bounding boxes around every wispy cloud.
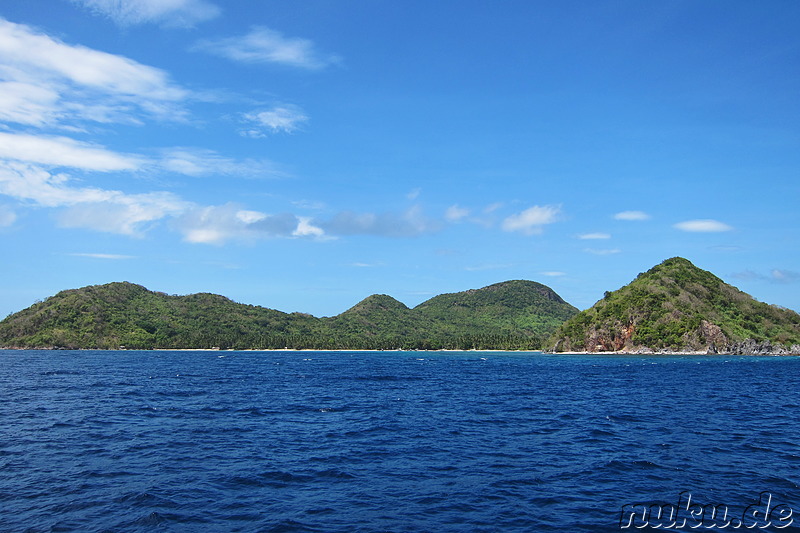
[578,232,610,240]
[194,26,338,70]
[240,105,308,137]
[445,205,470,222]
[0,132,142,171]
[0,18,189,127]
[175,203,325,244]
[674,219,733,233]
[0,17,327,244]
[584,248,621,256]
[159,147,283,178]
[71,0,220,27]
[540,271,566,277]
[57,192,189,236]
[501,205,561,235]
[614,210,651,221]
[322,205,441,238]
[732,269,800,284]
[0,158,190,234]
[484,202,503,214]
[68,252,135,260]
[0,204,16,227]
[771,269,800,283]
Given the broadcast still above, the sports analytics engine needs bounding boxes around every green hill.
[414,280,577,340]
[0,282,322,350]
[323,294,431,348]
[0,279,577,351]
[548,257,800,354]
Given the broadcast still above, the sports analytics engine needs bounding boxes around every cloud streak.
[614,210,650,221]
[0,204,15,227]
[584,248,621,256]
[445,205,470,222]
[501,205,561,235]
[240,105,308,137]
[68,252,135,260]
[195,27,338,70]
[732,269,800,284]
[158,147,283,178]
[175,203,325,244]
[72,0,220,27]
[0,132,142,171]
[674,219,733,233]
[321,205,442,238]
[578,232,610,240]
[0,17,189,127]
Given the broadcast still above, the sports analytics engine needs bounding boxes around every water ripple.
[1,350,799,532]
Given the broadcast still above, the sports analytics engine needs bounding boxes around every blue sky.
[1,0,798,318]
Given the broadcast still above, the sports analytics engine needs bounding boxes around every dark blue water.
[1,350,798,532]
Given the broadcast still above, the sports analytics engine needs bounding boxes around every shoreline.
[1,346,798,356]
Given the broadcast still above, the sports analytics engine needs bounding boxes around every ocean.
[1,350,798,532]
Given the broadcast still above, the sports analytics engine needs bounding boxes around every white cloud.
[240,105,308,137]
[0,132,142,171]
[175,203,325,244]
[0,161,117,207]
[72,0,220,27]
[484,202,503,214]
[578,232,610,240]
[732,269,800,284]
[322,205,441,238]
[292,199,326,211]
[540,271,566,277]
[68,252,135,260]
[406,188,422,201]
[159,148,282,178]
[0,19,184,97]
[501,205,561,235]
[0,18,188,127]
[0,160,188,234]
[614,210,651,221]
[771,269,800,283]
[0,204,15,227]
[584,248,621,256]
[0,81,60,126]
[195,26,338,70]
[57,192,188,236]
[293,216,325,238]
[445,205,470,222]
[674,219,733,233]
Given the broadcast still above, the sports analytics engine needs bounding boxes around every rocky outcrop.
[697,320,727,348]
[548,257,800,354]
[716,339,800,356]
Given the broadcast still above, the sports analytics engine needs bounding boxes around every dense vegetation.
[0,280,578,350]
[6,258,797,353]
[548,257,800,353]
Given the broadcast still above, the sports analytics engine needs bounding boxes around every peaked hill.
[0,279,577,351]
[415,280,577,337]
[548,257,800,354]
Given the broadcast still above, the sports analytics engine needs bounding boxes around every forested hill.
[0,279,578,350]
[548,257,800,354]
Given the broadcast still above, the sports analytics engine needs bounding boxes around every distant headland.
[1,257,798,354]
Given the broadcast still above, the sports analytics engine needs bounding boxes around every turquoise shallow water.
[1,350,799,532]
